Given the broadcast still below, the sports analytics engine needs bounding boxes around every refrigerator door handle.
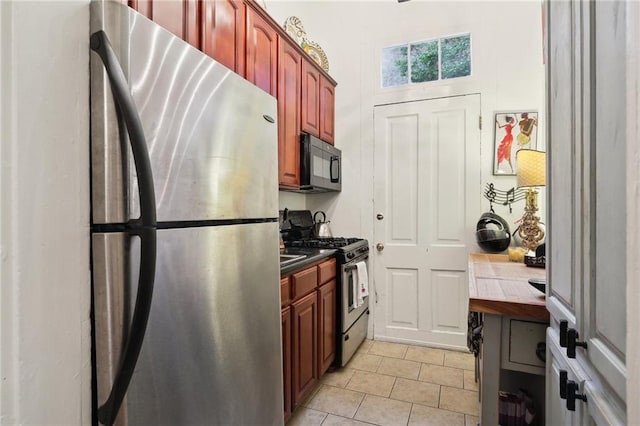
[90,30,157,425]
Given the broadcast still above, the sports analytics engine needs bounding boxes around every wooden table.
[469,253,548,320]
[468,253,548,425]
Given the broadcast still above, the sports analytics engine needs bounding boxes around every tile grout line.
[307,342,477,424]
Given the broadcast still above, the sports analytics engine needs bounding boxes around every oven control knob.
[376,243,384,251]
[347,252,355,259]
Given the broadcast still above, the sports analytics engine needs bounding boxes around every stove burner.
[285,237,362,249]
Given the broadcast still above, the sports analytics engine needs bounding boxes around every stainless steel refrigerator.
[89,2,283,424]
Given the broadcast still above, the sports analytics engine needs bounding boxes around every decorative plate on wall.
[283,16,306,45]
[283,16,330,73]
[301,40,329,73]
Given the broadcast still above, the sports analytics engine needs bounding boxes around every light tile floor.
[289,340,479,426]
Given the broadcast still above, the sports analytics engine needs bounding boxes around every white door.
[373,94,481,349]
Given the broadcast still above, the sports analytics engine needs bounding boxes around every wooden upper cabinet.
[202,0,245,75]
[245,6,278,96]
[277,38,301,188]
[301,58,336,144]
[129,0,201,49]
[319,74,335,144]
[301,59,321,138]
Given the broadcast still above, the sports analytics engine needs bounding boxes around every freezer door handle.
[90,30,157,227]
[90,30,157,425]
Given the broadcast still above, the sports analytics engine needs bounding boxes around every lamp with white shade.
[516,149,546,256]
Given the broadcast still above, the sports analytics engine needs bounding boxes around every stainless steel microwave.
[298,133,341,193]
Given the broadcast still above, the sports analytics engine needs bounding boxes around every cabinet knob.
[376,213,384,220]
[536,342,546,363]
[566,328,588,358]
[376,243,384,251]
[559,370,568,399]
[566,380,587,411]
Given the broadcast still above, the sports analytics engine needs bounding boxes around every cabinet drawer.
[318,258,336,284]
[292,266,318,300]
[501,318,547,374]
[281,276,291,306]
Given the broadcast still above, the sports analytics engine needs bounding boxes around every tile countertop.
[280,247,337,276]
[468,253,549,321]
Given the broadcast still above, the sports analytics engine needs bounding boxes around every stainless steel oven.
[338,243,369,366]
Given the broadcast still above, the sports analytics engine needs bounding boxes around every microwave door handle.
[330,156,340,183]
[91,30,158,426]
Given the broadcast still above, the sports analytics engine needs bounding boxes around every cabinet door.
[547,0,627,415]
[318,279,336,376]
[301,59,320,137]
[547,0,582,330]
[277,38,301,188]
[292,291,318,407]
[583,0,626,403]
[202,0,245,75]
[245,7,277,96]
[546,335,583,425]
[319,74,335,144]
[282,307,292,422]
[130,0,200,48]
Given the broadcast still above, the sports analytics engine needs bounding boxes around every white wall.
[267,0,546,245]
[0,1,91,424]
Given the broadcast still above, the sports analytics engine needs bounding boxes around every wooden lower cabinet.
[292,291,318,407]
[317,279,336,376]
[281,306,292,422]
[281,258,337,418]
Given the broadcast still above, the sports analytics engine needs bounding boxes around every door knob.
[376,243,384,251]
[376,213,384,220]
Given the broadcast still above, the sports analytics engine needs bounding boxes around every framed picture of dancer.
[493,111,538,175]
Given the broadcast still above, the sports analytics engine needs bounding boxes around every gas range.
[284,237,369,261]
[285,237,366,250]
[280,209,369,261]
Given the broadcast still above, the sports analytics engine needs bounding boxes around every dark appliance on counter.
[90,2,283,424]
[297,133,341,193]
[282,210,369,366]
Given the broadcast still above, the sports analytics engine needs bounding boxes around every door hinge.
[479,115,482,130]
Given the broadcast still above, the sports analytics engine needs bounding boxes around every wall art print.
[493,111,538,175]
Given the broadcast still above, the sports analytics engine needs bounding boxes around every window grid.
[382,33,471,88]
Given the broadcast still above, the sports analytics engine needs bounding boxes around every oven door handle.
[344,259,368,272]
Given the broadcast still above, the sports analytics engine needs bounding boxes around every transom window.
[381,33,471,88]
